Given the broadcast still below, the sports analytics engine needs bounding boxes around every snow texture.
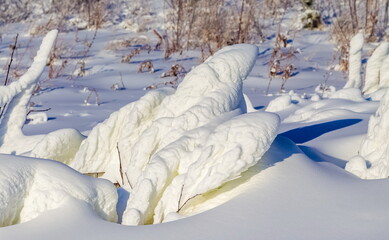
[363,42,389,94]
[0,154,118,227]
[379,55,389,89]
[151,112,279,224]
[71,44,280,225]
[0,30,85,164]
[266,95,292,112]
[346,88,389,178]
[344,33,363,89]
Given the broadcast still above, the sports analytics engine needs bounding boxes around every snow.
[344,32,363,89]
[346,88,389,179]
[379,55,389,88]
[72,44,258,181]
[363,42,389,94]
[3,137,389,240]
[0,30,85,165]
[0,154,117,227]
[0,8,389,240]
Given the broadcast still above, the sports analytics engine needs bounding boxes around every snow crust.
[363,42,389,94]
[344,33,363,89]
[0,155,118,227]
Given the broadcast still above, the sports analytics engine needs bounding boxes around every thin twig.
[0,34,19,119]
[116,143,133,189]
[5,34,19,86]
[26,108,51,116]
[116,143,124,186]
[176,184,199,213]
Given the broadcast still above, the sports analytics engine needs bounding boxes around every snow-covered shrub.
[0,155,118,227]
[363,42,389,94]
[71,44,279,224]
[0,30,85,164]
[346,88,389,179]
[300,9,322,30]
[344,33,363,89]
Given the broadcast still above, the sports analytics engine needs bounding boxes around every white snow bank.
[0,154,118,227]
[346,88,389,178]
[344,33,363,89]
[71,44,276,225]
[363,42,389,94]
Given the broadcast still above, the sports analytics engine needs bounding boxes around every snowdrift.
[71,44,280,224]
[0,155,118,227]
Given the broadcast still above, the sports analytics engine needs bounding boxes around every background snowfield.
[1,3,389,239]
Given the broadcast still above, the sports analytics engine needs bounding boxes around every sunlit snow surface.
[0,20,389,240]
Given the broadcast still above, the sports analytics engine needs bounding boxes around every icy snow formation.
[0,155,118,227]
[71,44,279,225]
[346,88,389,178]
[363,42,389,94]
[344,33,363,89]
[0,30,85,163]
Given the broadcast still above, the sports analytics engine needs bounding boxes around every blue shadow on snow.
[280,119,362,144]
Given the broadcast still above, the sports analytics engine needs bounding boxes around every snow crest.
[0,155,118,227]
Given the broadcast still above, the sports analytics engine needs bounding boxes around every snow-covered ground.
[1,9,389,240]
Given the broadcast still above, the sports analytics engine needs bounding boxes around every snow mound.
[30,128,86,165]
[266,95,292,112]
[72,44,258,180]
[70,44,280,225]
[0,155,118,227]
[329,88,365,102]
[150,112,279,224]
[346,88,389,178]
